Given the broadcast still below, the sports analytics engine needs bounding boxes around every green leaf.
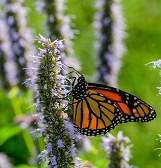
[8,87,20,99]
[14,164,37,168]
[0,124,22,145]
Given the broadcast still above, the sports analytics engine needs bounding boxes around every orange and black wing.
[72,89,122,136]
[88,83,157,124]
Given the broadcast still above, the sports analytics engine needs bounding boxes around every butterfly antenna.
[62,63,82,77]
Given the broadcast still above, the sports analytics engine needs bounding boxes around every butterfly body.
[71,75,156,136]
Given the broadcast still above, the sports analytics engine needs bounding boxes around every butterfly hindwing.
[72,90,122,136]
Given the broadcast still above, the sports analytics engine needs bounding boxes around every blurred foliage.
[0,0,161,167]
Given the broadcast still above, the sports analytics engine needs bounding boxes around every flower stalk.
[3,0,35,90]
[28,35,79,167]
[0,16,11,89]
[95,0,126,86]
[102,131,133,168]
[36,0,81,71]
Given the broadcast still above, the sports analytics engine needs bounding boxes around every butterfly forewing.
[88,83,157,123]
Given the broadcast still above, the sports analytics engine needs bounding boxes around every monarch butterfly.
[70,74,156,136]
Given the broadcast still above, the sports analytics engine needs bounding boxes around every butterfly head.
[71,75,88,100]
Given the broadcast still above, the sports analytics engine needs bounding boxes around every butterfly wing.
[72,89,122,136]
[88,83,157,123]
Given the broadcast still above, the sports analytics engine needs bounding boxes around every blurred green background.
[1,0,161,167]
